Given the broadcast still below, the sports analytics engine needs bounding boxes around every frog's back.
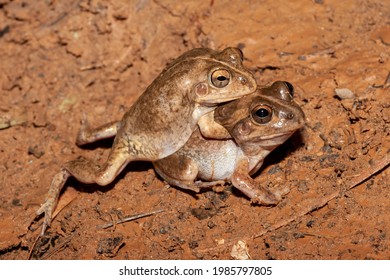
[114,47,256,161]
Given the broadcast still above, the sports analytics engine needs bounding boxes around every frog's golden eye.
[251,105,273,124]
[211,69,230,88]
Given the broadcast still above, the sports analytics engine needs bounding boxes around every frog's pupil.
[217,75,227,81]
[256,108,269,118]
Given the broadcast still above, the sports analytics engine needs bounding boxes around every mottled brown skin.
[154,81,305,204]
[37,47,256,235]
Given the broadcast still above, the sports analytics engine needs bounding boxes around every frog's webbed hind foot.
[36,156,103,235]
[36,168,71,236]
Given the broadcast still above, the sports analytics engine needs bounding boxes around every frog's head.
[176,47,257,106]
[215,81,305,154]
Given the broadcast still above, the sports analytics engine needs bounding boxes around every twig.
[348,154,389,189]
[252,192,339,239]
[96,209,164,229]
[194,154,389,257]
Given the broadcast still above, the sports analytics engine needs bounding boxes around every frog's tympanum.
[37,47,256,235]
[154,81,305,205]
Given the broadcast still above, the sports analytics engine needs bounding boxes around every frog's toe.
[36,203,53,236]
[76,120,91,146]
[251,191,280,206]
[36,203,46,216]
[275,185,290,197]
[79,112,89,125]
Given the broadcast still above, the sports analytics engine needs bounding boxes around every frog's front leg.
[36,141,129,235]
[197,111,231,139]
[76,119,120,146]
[231,159,281,205]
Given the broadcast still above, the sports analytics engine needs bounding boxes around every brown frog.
[153,81,305,204]
[37,47,256,235]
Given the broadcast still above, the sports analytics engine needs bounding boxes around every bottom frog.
[154,81,305,205]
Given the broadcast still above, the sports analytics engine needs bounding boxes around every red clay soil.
[0,0,389,259]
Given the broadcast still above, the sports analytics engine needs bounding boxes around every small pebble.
[334,88,355,99]
[231,240,251,260]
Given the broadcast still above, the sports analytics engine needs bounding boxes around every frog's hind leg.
[156,170,225,193]
[153,154,225,193]
[153,158,200,192]
[76,119,120,146]
[37,145,129,235]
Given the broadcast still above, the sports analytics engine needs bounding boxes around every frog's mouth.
[260,131,294,141]
[250,132,295,149]
[201,98,236,107]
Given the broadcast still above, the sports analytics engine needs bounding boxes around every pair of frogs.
[37,47,305,235]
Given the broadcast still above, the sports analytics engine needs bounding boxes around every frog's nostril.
[287,113,295,119]
[238,76,247,85]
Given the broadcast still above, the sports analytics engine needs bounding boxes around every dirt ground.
[0,0,389,260]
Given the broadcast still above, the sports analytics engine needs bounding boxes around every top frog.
[36,47,257,235]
